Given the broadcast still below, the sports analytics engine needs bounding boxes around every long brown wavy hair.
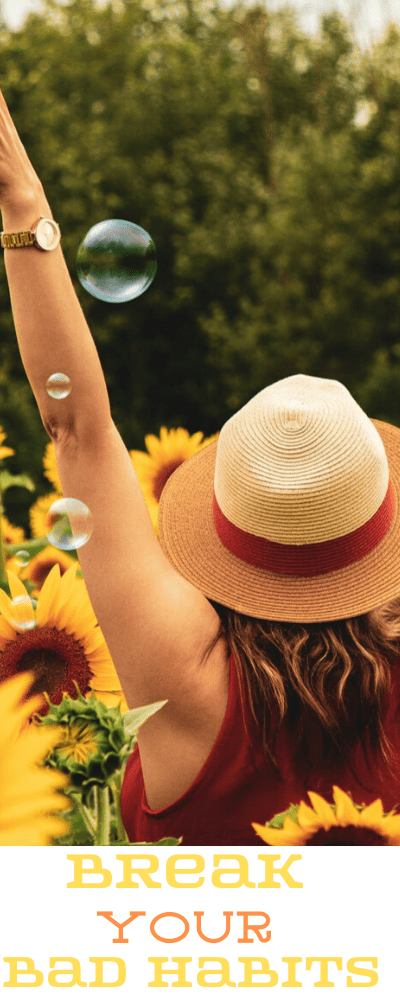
[209,596,400,784]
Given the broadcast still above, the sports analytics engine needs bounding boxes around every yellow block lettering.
[238,957,279,987]
[211,855,256,889]
[3,957,44,987]
[347,958,379,987]
[166,855,205,888]
[197,957,235,987]
[48,957,87,987]
[88,958,126,987]
[67,855,112,888]
[258,854,303,888]
[116,854,161,888]
[282,957,302,987]
[306,957,342,986]
[148,957,192,987]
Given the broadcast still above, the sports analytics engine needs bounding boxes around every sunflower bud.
[39,691,128,793]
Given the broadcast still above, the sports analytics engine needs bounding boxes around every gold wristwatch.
[1,217,61,251]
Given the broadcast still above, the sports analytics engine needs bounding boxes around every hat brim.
[158,419,400,622]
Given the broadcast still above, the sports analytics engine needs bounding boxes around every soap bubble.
[46,373,72,399]
[76,219,157,303]
[15,550,30,568]
[10,595,37,631]
[47,498,93,551]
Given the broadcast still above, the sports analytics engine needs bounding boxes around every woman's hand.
[0,89,48,225]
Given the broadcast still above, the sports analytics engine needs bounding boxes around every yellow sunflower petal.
[0,674,43,735]
[377,815,400,845]
[332,786,361,826]
[36,563,64,625]
[19,546,76,590]
[0,816,69,846]
[1,516,25,544]
[43,441,63,494]
[0,613,19,646]
[0,576,36,631]
[0,790,69,825]
[0,586,14,622]
[7,570,29,601]
[357,799,385,827]
[307,791,339,829]
[131,427,219,513]
[0,446,14,460]
[252,817,308,846]
[29,491,61,539]
[88,662,121,690]
[92,690,129,713]
[83,629,107,654]
[0,673,69,845]
[130,451,156,473]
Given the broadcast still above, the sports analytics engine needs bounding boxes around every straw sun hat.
[158,374,400,622]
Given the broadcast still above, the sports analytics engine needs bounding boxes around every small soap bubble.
[46,373,72,399]
[15,550,30,568]
[10,595,37,631]
[47,497,93,551]
[76,219,157,303]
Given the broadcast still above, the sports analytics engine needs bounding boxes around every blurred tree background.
[0,0,399,526]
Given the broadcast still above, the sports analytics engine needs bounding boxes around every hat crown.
[214,374,389,544]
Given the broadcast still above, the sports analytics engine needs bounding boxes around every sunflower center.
[17,648,68,696]
[153,460,184,502]
[58,721,99,764]
[0,625,93,711]
[307,825,387,846]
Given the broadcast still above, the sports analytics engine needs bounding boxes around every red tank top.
[120,654,400,846]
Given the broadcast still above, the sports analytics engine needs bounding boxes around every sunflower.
[130,427,219,532]
[0,565,122,712]
[0,426,14,461]
[43,441,63,494]
[253,786,400,846]
[1,516,25,545]
[29,491,61,539]
[18,545,77,593]
[0,672,69,845]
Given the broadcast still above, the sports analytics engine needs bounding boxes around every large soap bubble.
[76,219,157,303]
[47,498,93,551]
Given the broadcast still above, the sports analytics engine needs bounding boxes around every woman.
[1,90,400,846]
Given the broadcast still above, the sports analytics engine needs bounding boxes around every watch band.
[1,217,61,251]
[1,230,36,249]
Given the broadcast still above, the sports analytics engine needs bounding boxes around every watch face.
[35,218,61,251]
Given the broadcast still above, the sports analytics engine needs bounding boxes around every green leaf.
[123,700,168,738]
[267,803,300,829]
[0,470,35,494]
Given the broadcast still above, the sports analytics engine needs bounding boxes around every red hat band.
[213,480,395,577]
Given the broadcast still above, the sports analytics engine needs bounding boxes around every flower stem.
[110,773,127,843]
[68,791,96,839]
[94,784,110,846]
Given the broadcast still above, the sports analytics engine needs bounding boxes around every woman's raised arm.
[0,90,226,722]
